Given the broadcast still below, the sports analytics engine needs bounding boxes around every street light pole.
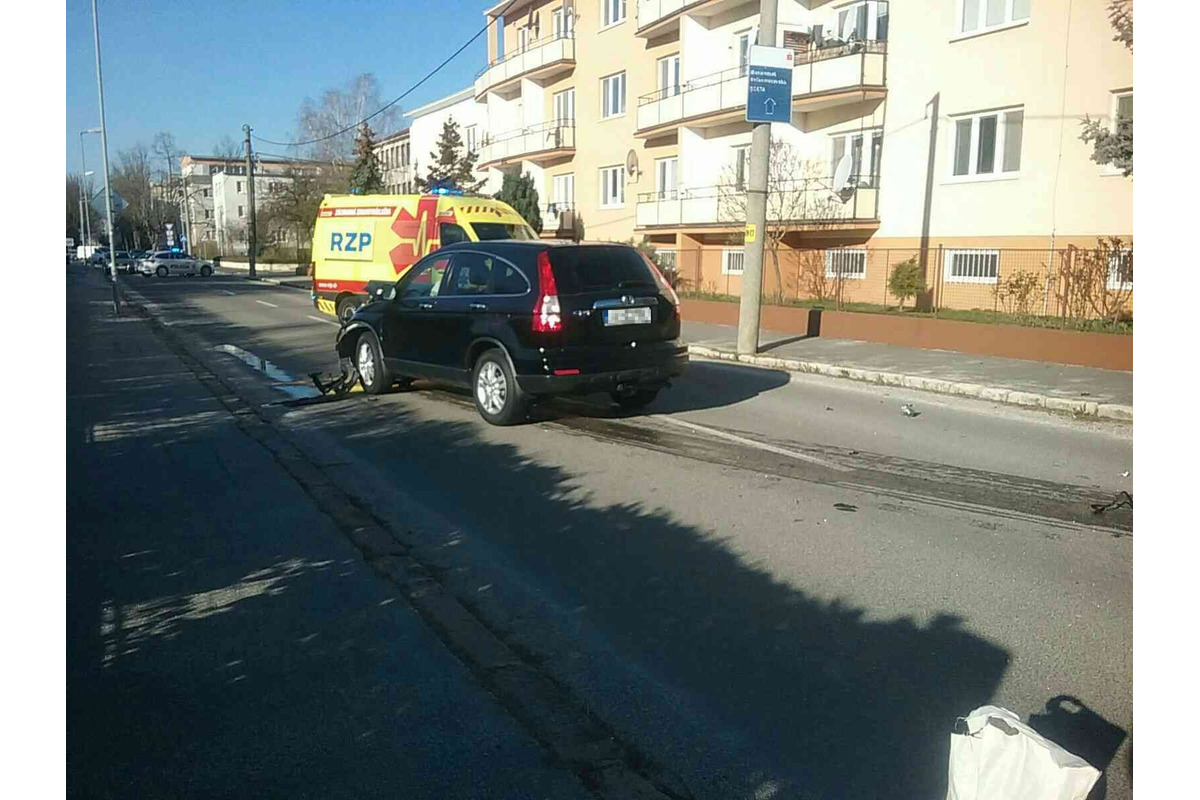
[79,130,99,246]
[736,0,779,355]
[91,0,119,311]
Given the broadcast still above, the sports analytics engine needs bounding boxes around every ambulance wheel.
[337,295,361,323]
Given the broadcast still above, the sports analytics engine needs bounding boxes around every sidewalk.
[66,265,591,798]
[682,320,1133,419]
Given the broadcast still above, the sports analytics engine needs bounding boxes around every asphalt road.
[118,272,1134,799]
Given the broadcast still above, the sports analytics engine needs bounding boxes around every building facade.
[473,0,1132,308]
[409,88,499,194]
[204,157,318,255]
[374,128,414,193]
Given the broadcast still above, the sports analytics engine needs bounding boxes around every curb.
[214,269,310,289]
[687,345,1133,422]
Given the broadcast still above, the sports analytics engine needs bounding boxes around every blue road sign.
[746,45,795,124]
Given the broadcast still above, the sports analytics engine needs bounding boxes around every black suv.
[335,241,688,425]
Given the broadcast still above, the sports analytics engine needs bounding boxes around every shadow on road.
[293,398,1012,799]
[1029,696,1129,800]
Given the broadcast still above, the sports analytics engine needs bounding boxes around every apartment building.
[373,128,414,193]
[178,155,250,246]
[409,88,499,193]
[474,0,1132,306]
[206,157,317,254]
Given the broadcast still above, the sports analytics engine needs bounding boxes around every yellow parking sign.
[745,223,757,243]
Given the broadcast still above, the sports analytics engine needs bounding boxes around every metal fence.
[659,242,1133,330]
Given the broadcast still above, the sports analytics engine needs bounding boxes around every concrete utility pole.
[736,0,779,355]
[80,130,100,245]
[91,0,119,312]
[243,124,257,278]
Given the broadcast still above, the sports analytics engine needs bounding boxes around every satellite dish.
[832,154,853,194]
[625,149,640,179]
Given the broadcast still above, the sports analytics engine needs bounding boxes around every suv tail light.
[532,250,562,333]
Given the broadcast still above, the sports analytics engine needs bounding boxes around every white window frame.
[656,249,677,270]
[552,7,575,38]
[825,249,867,280]
[834,1,888,42]
[600,165,625,208]
[464,125,478,154]
[722,249,745,275]
[600,72,626,119]
[948,107,1023,183]
[952,0,1031,41]
[552,172,575,208]
[1107,248,1133,291]
[1101,90,1132,176]
[237,205,245,218]
[600,0,627,30]
[736,29,754,75]
[944,248,1000,284]
[732,145,750,189]
[831,129,883,187]
[553,88,576,124]
[655,156,678,200]
[657,54,681,99]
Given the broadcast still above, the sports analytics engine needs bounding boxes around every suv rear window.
[547,246,657,294]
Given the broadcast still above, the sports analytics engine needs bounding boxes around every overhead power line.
[253,0,519,148]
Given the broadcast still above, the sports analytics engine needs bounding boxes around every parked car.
[140,251,214,278]
[334,241,688,425]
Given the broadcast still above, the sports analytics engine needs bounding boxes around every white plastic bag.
[946,705,1101,800]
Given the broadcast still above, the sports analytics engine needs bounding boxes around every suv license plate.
[603,307,652,326]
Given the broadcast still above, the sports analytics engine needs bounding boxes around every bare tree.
[260,164,351,258]
[718,141,848,302]
[213,134,241,160]
[296,74,400,165]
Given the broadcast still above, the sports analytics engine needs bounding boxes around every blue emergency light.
[429,183,463,196]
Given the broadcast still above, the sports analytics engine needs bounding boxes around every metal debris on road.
[833,503,858,512]
[901,403,920,417]
[1121,470,1130,478]
[825,406,833,411]
[1090,491,1133,515]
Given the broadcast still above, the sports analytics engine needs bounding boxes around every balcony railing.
[636,40,886,134]
[478,120,576,167]
[635,177,879,229]
[540,201,577,234]
[475,33,576,98]
[636,0,709,34]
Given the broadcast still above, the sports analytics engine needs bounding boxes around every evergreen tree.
[494,172,542,233]
[348,123,385,194]
[1079,1,1132,176]
[416,118,485,193]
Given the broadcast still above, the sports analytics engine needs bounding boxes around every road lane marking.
[649,414,852,472]
[219,290,237,296]
[255,300,279,308]
[307,315,340,326]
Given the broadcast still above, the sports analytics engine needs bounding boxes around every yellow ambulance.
[311,190,538,321]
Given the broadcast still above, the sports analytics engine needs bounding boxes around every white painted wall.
[409,90,490,188]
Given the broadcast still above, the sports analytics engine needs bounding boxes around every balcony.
[478,120,576,169]
[636,41,886,137]
[635,0,725,38]
[540,202,579,237]
[475,33,575,99]
[634,178,879,230]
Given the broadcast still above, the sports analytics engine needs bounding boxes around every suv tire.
[472,349,528,426]
[355,331,393,395]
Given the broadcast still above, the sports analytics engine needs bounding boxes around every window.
[442,253,493,296]
[945,248,1000,284]
[236,180,244,193]
[402,255,451,298]
[656,250,677,270]
[722,249,745,275]
[553,88,576,123]
[733,146,750,189]
[203,189,210,198]
[464,125,478,154]
[736,30,753,76]
[825,249,867,279]
[401,143,409,164]
[655,157,678,200]
[657,55,681,99]
[204,210,211,220]
[439,222,470,245]
[601,0,626,28]
[951,108,1023,178]
[601,72,626,118]
[832,130,883,186]
[518,26,531,52]
[495,260,530,294]
[958,0,1029,36]
[552,173,575,208]
[1102,90,1132,174]
[1107,249,1133,290]
[600,165,625,207]
[209,165,220,175]
[237,205,244,217]
[552,7,575,37]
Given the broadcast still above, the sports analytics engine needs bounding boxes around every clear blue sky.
[66,0,495,174]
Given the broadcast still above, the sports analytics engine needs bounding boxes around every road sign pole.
[737,0,781,355]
